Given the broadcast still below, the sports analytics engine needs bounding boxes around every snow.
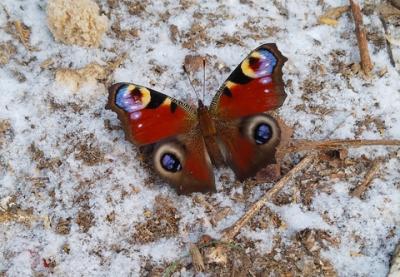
[1,0,399,276]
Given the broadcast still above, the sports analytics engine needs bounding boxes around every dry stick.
[287,139,400,152]
[379,15,396,68]
[349,0,373,76]
[220,138,400,242]
[350,160,381,198]
[221,154,315,242]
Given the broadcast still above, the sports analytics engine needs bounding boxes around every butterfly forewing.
[107,83,197,145]
[210,43,287,119]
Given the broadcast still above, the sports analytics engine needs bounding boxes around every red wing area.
[218,125,279,181]
[210,43,287,120]
[153,135,215,194]
[107,83,196,146]
[217,78,284,119]
[216,115,281,181]
[225,134,255,179]
[178,137,215,194]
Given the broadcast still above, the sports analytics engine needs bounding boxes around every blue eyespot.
[115,85,144,113]
[254,123,272,145]
[161,153,182,172]
[254,49,277,77]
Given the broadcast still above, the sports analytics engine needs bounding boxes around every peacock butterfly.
[106,43,287,194]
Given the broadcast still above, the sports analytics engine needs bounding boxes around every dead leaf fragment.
[0,42,16,65]
[0,209,37,226]
[184,54,204,72]
[210,207,232,226]
[169,24,179,43]
[378,3,400,19]
[385,34,400,47]
[204,245,228,265]
[5,21,35,51]
[318,6,349,26]
[391,0,400,9]
[14,21,33,50]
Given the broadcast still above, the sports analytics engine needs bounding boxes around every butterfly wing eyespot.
[153,137,215,194]
[241,49,277,79]
[153,141,185,179]
[218,114,282,181]
[114,84,151,113]
[241,114,280,147]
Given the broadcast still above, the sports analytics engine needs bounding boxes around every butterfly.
[106,43,287,194]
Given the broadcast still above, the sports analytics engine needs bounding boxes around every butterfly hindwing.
[153,134,215,194]
[107,83,196,146]
[217,114,283,180]
[210,43,287,119]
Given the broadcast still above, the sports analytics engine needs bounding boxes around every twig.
[349,0,373,76]
[287,139,400,153]
[350,160,381,198]
[379,15,396,68]
[220,154,315,242]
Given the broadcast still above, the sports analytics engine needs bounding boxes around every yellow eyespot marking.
[138,86,151,107]
[241,50,272,78]
[241,51,262,78]
[225,81,237,89]
[241,57,257,78]
[162,98,172,106]
[250,51,262,59]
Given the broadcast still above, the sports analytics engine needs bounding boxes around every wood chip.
[189,243,205,272]
[350,160,381,198]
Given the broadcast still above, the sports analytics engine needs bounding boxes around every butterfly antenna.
[183,65,200,101]
[202,57,206,103]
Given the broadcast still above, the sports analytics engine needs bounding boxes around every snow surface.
[0,0,399,276]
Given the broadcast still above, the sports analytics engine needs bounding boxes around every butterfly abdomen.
[197,103,225,167]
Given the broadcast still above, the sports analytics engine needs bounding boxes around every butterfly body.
[107,44,287,194]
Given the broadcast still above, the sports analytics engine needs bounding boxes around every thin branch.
[379,15,396,68]
[220,154,315,242]
[349,0,373,76]
[286,139,400,153]
[350,160,381,198]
